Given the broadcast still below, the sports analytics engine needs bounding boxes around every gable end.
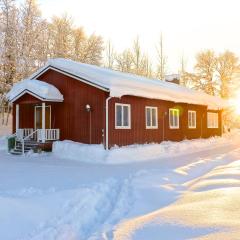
[31,66,109,92]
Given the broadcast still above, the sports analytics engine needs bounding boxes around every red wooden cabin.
[7,58,226,152]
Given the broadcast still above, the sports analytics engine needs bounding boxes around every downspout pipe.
[105,96,112,150]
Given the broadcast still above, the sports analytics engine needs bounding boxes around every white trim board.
[145,106,158,129]
[115,103,131,129]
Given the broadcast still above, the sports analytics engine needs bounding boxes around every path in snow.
[1,131,240,239]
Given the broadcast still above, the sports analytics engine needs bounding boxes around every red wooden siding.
[37,69,107,144]
[12,94,41,132]
[108,96,222,147]
[11,68,222,148]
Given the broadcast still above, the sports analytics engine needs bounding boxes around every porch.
[6,79,64,154]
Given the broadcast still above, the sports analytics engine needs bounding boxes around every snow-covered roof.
[7,79,64,102]
[30,58,227,109]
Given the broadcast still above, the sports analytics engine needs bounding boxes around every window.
[188,110,196,129]
[207,112,218,128]
[115,103,131,129]
[146,107,158,129]
[169,108,179,129]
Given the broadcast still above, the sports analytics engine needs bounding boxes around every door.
[35,106,51,129]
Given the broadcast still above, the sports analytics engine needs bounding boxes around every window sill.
[169,126,180,129]
[146,126,158,129]
[115,126,131,129]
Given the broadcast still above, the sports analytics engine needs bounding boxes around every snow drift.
[52,133,235,164]
[0,137,7,151]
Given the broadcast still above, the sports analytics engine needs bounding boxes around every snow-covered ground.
[1,123,240,239]
[0,114,12,136]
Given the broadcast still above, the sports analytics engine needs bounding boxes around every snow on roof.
[7,79,64,102]
[30,58,227,109]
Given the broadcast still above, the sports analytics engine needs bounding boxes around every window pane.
[207,113,210,127]
[192,112,194,127]
[123,106,129,126]
[176,110,179,127]
[152,109,157,126]
[174,114,177,127]
[208,112,218,128]
[189,111,196,128]
[214,113,218,128]
[170,110,174,127]
[116,105,122,126]
[146,108,151,126]
[193,112,196,127]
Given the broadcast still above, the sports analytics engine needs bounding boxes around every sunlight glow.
[230,92,240,115]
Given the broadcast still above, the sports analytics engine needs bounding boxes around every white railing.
[46,129,60,141]
[37,129,60,142]
[22,129,38,154]
[16,128,34,140]
[16,128,60,142]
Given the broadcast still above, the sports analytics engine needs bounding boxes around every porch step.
[10,140,39,155]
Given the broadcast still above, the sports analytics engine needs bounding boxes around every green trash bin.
[8,136,16,152]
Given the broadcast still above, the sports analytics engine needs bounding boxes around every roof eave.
[8,89,64,103]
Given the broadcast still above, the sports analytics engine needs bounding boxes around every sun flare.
[230,92,240,115]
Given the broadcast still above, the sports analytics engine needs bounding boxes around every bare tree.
[131,37,142,75]
[140,54,153,78]
[179,55,194,87]
[48,14,73,58]
[216,51,239,98]
[0,0,18,91]
[19,0,47,78]
[115,49,133,73]
[71,27,86,61]
[104,40,115,69]
[79,34,104,66]
[156,33,167,80]
[194,50,217,95]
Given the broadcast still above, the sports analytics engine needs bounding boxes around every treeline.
[0,0,239,102]
[181,50,239,99]
[0,0,104,94]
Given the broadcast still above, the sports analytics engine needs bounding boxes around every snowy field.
[1,122,240,239]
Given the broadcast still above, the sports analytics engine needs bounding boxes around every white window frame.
[145,106,158,129]
[115,103,131,129]
[188,110,196,129]
[207,112,219,128]
[169,108,180,129]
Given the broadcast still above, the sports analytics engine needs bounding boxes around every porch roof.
[6,79,64,103]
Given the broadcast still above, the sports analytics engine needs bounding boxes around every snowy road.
[1,132,240,239]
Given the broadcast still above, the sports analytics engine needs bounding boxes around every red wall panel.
[37,69,107,144]
[108,96,222,147]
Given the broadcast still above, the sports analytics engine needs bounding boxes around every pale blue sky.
[18,0,240,72]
